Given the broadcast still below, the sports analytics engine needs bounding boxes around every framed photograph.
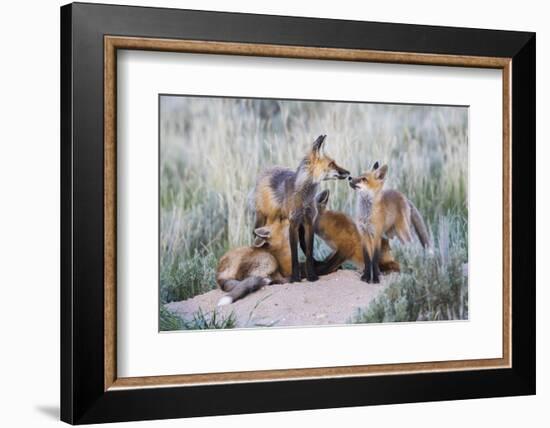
[61,2,535,424]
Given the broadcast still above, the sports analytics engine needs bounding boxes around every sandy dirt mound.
[165,270,396,328]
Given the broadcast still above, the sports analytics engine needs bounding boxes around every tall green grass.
[160,97,468,314]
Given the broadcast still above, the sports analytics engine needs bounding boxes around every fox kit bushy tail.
[216,220,290,305]
[350,162,431,283]
[408,200,431,248]
[217,277,274,307]
[254,135,350,282]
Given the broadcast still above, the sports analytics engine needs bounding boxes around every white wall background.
[0,0,545,427]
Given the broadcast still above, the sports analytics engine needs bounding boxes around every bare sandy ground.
[164,270,396,328]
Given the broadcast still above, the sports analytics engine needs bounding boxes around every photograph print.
[160,95,468,331]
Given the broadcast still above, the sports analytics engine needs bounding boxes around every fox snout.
[349,177,360,189]
[327,164,350,180]
[335,166,351,179]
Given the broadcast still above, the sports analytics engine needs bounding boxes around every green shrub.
[160,307,237,331]
[160,249,218,304]
[352,215,468,323]
[182,308,237,330]
[159,306,184,331]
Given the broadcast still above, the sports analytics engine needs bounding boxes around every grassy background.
[160,96,468,327]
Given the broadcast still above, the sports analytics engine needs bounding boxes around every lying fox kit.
[216,219,290,306]
[314,189,400,275]
[350,162,431,283]
[254,135,350,283]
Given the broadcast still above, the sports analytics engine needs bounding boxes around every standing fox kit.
[314,189,400,275]
[254,135,350,283]
[350,162,431,283]
[216,220,291,306]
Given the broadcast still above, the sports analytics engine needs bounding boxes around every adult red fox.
[349,162,431,283]
[313,189,400,275]
[216,220,291,306]
[254,135,350,283]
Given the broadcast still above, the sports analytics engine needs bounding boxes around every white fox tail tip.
[261,278,272,286]
[217,296,233,306]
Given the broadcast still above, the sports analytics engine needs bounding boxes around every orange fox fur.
[350,162,431,283]
[216,220,291,305]
[314,189,400,275]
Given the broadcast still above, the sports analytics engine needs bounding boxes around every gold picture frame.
[103,36,512,391]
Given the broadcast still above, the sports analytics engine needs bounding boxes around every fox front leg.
[288,221,301,283]
[371,245,381,284]
[370,232,383,283]
[361,246,372,283]
[303,220,319,282]
[299,225,320,269]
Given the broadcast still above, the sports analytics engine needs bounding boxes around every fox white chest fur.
[356,192,375,236]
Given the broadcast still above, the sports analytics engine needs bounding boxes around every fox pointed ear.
[375,164,388,180]
[253,227,271,239]
[372,161,380,170]
[316,189,330,206]
[311,134,327,155]
[253,236,267,248]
